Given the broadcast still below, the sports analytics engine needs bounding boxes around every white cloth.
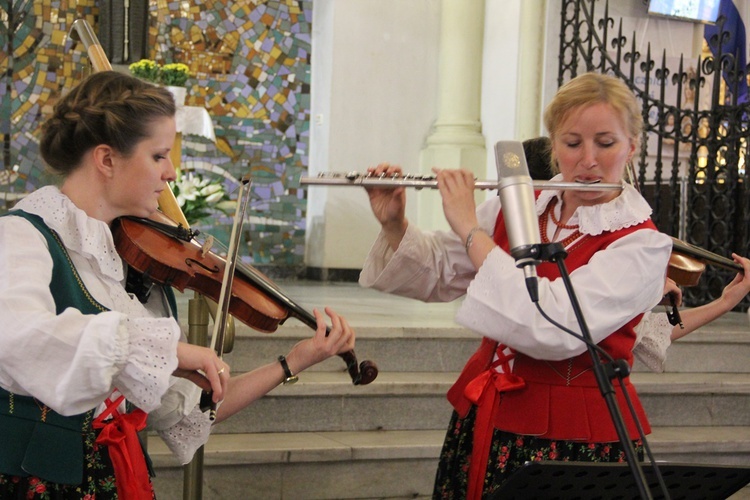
[360,178,673,361]
[176,106,216,141]
[0,186,212,463]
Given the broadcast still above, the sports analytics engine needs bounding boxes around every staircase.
[149,282,750,499]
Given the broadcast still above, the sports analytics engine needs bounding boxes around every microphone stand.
[529,241,654,500]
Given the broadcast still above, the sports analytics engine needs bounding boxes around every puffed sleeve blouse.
[0,186,180,415]
[360,179,673,361]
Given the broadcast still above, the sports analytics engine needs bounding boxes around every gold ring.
[217,367,225,375]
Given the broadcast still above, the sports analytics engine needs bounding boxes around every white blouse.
[0,186,211,463]
[633,311,673,372]
[360,179,673,362]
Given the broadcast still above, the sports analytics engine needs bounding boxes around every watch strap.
[277,355,298,384]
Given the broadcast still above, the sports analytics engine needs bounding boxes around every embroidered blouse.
[360,176,672,362]
[0,186,211,463]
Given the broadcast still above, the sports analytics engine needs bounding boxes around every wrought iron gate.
[558,0,750,309]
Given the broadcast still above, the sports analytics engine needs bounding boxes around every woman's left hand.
[432,168,479,241]
[719,254,750,307]
[284,306,356,374]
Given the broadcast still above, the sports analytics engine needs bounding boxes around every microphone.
[494,140,541,301]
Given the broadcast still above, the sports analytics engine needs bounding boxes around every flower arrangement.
[128,59,160,83]
[170,170,236,225]
[160,63,191,87]
[128,59,191,87]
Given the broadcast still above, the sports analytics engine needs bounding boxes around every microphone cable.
[533,300,670,500]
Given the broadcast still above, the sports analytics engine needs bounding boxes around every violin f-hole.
[185,258,221,274]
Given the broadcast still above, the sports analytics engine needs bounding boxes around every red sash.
[93,395,152,500]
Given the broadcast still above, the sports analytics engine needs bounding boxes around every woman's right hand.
[659,277,682,306]
[365,163,408,251]
[365,163,407,230]
[172,342,230,403]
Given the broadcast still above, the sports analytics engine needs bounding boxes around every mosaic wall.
[0,1,96,203]
[0,0,312,268]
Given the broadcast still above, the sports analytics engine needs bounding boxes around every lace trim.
[14,186,124,281]
[116,316,180,413]
[633,312,672,373]
[157,405,214,465]
[535,176,652,236]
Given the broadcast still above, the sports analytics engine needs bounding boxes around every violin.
[665,237,744,328]
[112,212,378,385]
[623,164,745,286]
[67,18,376,386]
[662,237,744,328]
[668,236,743,286]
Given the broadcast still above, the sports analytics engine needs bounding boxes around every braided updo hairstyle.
[40,71,176,175]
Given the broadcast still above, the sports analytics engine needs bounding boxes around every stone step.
[652,330,750,373]
[148,426,750,500]
[634,372,750,427]
[205,371,750,435]
[221,326,479,375]
[220,322,750,375]
[161,288,750,499]
[175,290,750,375]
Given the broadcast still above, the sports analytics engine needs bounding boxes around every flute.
[301,172,624,192]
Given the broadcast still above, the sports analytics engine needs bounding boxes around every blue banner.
[704,0,748,103]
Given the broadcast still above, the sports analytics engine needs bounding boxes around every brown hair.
[40,71,175,175]
[543,72,642,153]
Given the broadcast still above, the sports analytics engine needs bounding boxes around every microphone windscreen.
[494,141,541,259]
[495,140,531,179]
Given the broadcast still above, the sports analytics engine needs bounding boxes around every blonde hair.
[543,72,643,148]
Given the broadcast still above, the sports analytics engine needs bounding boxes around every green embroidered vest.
[0,210,105,485]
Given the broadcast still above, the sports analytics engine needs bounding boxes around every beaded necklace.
[539,198,583,248]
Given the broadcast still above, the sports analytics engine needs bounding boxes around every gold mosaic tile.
[2,0,312,266]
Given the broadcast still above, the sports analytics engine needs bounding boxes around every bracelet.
[464,226,487,254]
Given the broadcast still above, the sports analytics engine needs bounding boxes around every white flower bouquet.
[170,170,236,225]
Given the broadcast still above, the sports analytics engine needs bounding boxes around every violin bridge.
[201,235,214,258]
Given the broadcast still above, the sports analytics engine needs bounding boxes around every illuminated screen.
[648,0,721,23]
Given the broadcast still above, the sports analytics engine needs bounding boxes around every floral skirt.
[0,424,155,499]
[433,408,644,499]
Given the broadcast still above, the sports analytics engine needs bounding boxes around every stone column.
[418,0,486,231]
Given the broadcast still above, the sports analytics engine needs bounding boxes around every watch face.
[283,375,299,385]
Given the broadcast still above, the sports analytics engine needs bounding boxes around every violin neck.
[235,261,316,328]
[671,237,743,273]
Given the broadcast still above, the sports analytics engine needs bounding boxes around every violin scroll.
[340,350,378,385]
[357,360,379,385]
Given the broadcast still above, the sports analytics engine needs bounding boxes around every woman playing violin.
[635,256,750,372]
[0,71,354,499]
[360,72,672,498]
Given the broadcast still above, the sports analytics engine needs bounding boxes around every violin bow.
[69,19,112,72]
[199,175,253,420]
